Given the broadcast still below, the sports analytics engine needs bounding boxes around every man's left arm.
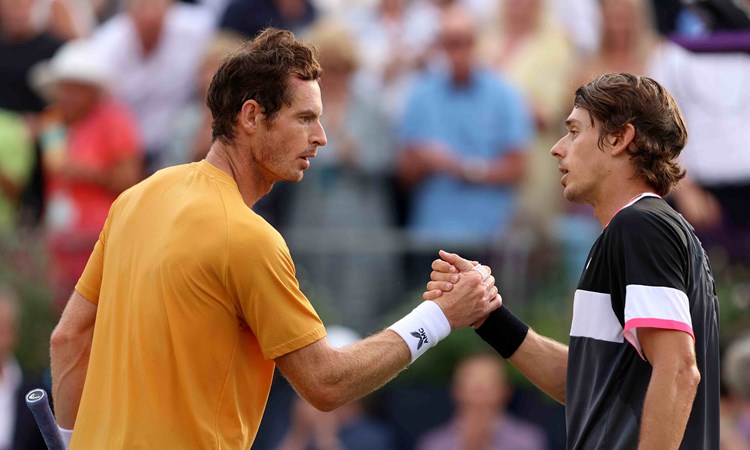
[50,290,98,429]
[638,327,701,450]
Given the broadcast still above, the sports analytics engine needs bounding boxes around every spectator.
[39,0,98,41]
[275,326,396,450]
[220,0,316,38]
[0,0,64,226]
[482,0,577,228]
[661,50,750,267]
[0,0,63,114]
[165,30,244,167]
[91,0,214,174]
[416,352,548,450]
[721,333,750,449]
[0,110,35,239]
[547,0,600,56]
[32,39,142,310]
[0,285,47,450]
[346,0,441,120]
[397,4,533,248]
[283,19,401,332]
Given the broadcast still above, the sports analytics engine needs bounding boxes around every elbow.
[50,323,85,354]
[303,386,345,412]
[50,325,71,351]
[679,363,701,394]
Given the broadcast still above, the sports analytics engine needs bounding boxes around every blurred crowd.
[1,0,749,448]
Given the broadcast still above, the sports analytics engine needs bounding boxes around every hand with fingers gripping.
[422,250,502,328]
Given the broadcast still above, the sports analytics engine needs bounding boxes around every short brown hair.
[206,28,322,144]
[574,72,687,196]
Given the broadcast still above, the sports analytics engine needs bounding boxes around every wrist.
[388,301,451,363]
[475,305,529,359]
[58,425,73,448]
[461,158,489,183]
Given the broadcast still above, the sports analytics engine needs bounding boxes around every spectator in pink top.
[32,39,143,310]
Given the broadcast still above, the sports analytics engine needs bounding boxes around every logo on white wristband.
[410,328,429,349]
[388,301,451,363]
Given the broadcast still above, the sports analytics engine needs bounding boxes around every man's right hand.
[423,250,502,328]
[424,250,501,329]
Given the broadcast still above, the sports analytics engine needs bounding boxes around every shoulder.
[605,198,689,263]
[609,198,684,239]
[227,208,290,258]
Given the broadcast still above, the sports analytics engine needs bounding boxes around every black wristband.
[475,306,529,359]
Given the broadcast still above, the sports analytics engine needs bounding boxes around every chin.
[288,171,305,183]
[563,187,584,204]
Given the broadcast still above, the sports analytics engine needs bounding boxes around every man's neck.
[591,181,657,228]
[205,142,272,208]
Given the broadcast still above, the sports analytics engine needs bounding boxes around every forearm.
[306,330,410,411]
[50,292,97,428]
[638,363,700,449]
[508,330,568,404]
[50,331,92,428]
[460,152,526,186]
[476,306,567,404]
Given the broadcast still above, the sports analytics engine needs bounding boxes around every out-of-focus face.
[0,299,18,361]
[551,106,611,204]
[320,56,354,91]
[601,0,639,47]
[0,0,36,39]
[441,30,475,77]
[251,76,327,183]
[53,80,101,124]
[503,0,540,30]
[439,8,477,80]
[128,0,170,51]
[452,356,507,411]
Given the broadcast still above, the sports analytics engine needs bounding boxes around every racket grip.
[26,389,67,450]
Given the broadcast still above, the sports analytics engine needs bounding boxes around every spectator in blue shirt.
[397,4,534,247]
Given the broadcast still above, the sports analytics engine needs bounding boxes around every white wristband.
[388,301,451,363]
[58,426,73,448]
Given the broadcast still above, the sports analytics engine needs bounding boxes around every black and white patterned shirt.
[566,194,720,449]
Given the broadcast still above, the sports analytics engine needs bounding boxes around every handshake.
[422,249,503,329]
[387,250,503,363]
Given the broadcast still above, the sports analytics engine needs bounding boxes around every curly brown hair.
[574,72,688,196]
[206,28,322,144]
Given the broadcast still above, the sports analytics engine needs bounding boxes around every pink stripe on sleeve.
[623,318,695,361]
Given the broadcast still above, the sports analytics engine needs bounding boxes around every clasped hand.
[423,250,503,329]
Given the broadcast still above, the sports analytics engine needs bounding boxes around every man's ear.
[238,99,263,134]
[605,123,636,156]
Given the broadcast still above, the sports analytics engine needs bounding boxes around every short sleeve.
[75,200,117,304]
[227,225,325,360]
[609,209,694,359]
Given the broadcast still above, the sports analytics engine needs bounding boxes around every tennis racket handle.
[25,389,67,450]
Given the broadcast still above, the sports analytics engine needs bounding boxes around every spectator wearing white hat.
[32,38,143,311]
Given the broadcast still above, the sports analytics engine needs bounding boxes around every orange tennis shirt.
[71,161,326,449]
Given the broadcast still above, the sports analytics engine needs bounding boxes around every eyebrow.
[565,118,581,128]
[296,109,321,118]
